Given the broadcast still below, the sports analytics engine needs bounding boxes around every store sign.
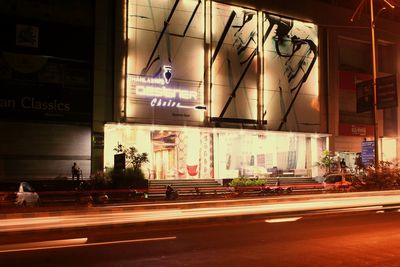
[0,84,91,123]
[0,53,92,123]
[361,141,375,166]
[339,123,374,137]
[129,66,201,110]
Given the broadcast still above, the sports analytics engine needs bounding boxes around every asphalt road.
[1,210,400,267]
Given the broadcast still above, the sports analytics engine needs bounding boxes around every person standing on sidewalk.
[340,159,347,173]
[72,162,81,181]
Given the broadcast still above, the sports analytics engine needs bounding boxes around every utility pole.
[369,0,379,170]
[351,0,395,169]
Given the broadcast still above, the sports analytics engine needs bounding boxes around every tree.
[125,146,149,170]
[111,143,149,188]
[113,143,149,170]
[315,150,337,174]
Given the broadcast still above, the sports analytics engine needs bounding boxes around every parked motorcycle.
[165,184,178,200]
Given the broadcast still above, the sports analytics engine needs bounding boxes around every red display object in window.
[186,165,198,176]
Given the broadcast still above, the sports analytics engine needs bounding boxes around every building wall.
[92,0,116,173]
[0,0,94,180]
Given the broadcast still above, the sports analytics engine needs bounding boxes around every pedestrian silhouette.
[72,162,81,181]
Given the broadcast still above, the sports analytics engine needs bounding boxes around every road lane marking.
[0,236,176,253]
[0,238,88,253]
[265,217,302,223]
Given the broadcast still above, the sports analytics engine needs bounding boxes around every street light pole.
[369,0,380,170]
[352,0,396,169]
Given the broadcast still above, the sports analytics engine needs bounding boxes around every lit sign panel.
[128,68,200,110]
[126,68,204,122]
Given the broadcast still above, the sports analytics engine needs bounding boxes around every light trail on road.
[0,236,176,253]
[1,192,400,233]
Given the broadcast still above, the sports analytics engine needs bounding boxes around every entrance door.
[154,149,176,179]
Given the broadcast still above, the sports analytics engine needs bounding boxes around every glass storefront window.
[104,124,328,179]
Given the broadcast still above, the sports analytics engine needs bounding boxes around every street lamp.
[351,0,395,170]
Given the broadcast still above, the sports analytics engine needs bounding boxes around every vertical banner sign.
[361,140,375,166]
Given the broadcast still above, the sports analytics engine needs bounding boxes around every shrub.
[108,167,148,189]
[229,177,265,188]
[363,161,400,190]
[90,171,112,189]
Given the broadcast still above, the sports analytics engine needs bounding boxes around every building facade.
[106,0,400,179]
[1,0,399,180]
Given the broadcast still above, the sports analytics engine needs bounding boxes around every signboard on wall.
[339,123,374,137]
[127,71,203,122]
[0,53,92,124]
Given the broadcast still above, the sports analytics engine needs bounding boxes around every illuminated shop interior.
[105,124,329,180]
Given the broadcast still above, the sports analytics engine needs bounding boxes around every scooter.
[166,185,179,200]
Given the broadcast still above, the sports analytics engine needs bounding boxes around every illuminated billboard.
[263,13,319,132]
[126,1,319,130]
[210,3,258,120]
[127,0,205,123]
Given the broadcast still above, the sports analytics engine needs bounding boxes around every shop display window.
[105,124,328,179]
